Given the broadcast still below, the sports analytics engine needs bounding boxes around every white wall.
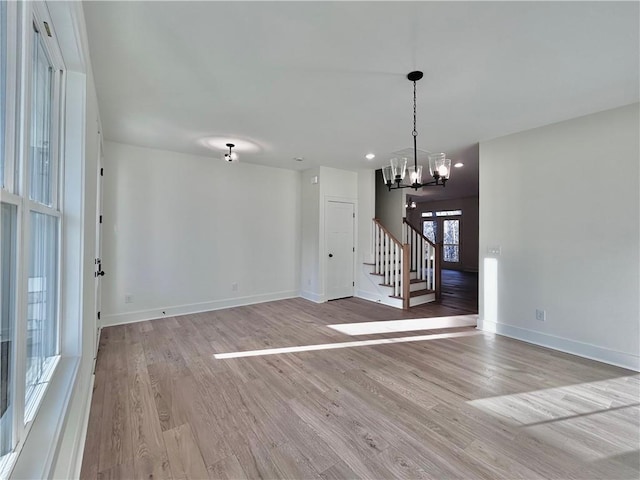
[374,169,406,240]
[101,142,301,325]
[300,166,358,303]
[301,168,321,300]
[479,103,640,370]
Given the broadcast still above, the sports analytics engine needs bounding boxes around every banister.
[403,217,441,300]
[372,218,403,247]
[402,218,437,248]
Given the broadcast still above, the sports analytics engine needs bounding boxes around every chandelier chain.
[412,81,417,137]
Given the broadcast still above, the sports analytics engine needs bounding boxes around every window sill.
[7,356,80,480]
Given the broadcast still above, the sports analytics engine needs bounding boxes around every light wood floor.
[81,297,639,479]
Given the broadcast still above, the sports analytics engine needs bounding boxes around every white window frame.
[0,2,66,477]
[442,218,461,263]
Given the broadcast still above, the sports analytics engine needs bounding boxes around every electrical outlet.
[536,309,546,321]
[124,294,133,304]
[232,282,238,292]
[487,246,501,255]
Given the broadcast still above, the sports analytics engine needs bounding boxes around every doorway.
[94,134,104,357]
[325,201,355,301]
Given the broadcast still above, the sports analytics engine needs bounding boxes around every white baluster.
[421,238,426,281]
[395,243,400,296]
[412,230,417,272]
[384,233,389,285]
[399,244,403,298]
[430,244,435,289]
[380,230,387,283]
[418,238,422,281]
[426,243,431,289]
[373,224,377,273]
[376,225,381,274]
[391,241,395,292]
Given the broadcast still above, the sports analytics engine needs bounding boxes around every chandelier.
[382,71,451,190]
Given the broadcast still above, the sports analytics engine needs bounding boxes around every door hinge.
[99,215,103,223]
[97,311,101,320]
[43,21,52,37]
[100,167,104,176]
[352,213,355,218]
[352,247,355,252]
[352,281,355,286]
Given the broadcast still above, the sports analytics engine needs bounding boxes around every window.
[422,208,462,263]
[24,12,62,422]
[436,209,462,217]
[0,2,64,471]
[443,219,460,262]
[0,0,6,188]
[26,213,59,416]
[422,209,462,218]
[0,204,17,458]
[423,220,437,244]
[29,27,54,206]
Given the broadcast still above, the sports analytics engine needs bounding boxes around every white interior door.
[94,136,104,356]
[326,201,355,300]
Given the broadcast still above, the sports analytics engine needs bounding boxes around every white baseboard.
[300,291,325,303]
[102,290,299,326]
[480,320,640,372]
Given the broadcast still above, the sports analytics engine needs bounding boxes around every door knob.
[328,253,333,258]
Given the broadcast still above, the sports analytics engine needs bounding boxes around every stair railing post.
[435,242,442,300]
[402,244,410,310]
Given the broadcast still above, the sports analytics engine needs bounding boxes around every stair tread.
[379,278,426,287]
[388,289,435,300]
[410,288,436,297]
[369,270,417,276]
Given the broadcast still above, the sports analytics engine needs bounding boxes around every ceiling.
[83,1,639,201]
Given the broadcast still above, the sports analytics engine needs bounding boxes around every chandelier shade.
[390,157,407,183]
[381,71,452,191]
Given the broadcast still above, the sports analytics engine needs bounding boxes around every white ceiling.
[83,1,639,201]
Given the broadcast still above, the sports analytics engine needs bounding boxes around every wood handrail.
[372,218,403,247]
[402,218,437,248]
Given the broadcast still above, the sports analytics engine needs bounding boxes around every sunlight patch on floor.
[467,375,640,461]
[213,330,482,359]
[327,314,478,335]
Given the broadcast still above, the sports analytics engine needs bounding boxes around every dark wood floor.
[81,294,638,479]
[439,269,478,313]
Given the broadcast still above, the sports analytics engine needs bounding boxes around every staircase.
[364,218,441,310]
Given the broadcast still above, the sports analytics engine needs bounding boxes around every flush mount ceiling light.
[365,153,376,160]
[382,71,452,191]
[454,162,464,168]
[223,143,238,162]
